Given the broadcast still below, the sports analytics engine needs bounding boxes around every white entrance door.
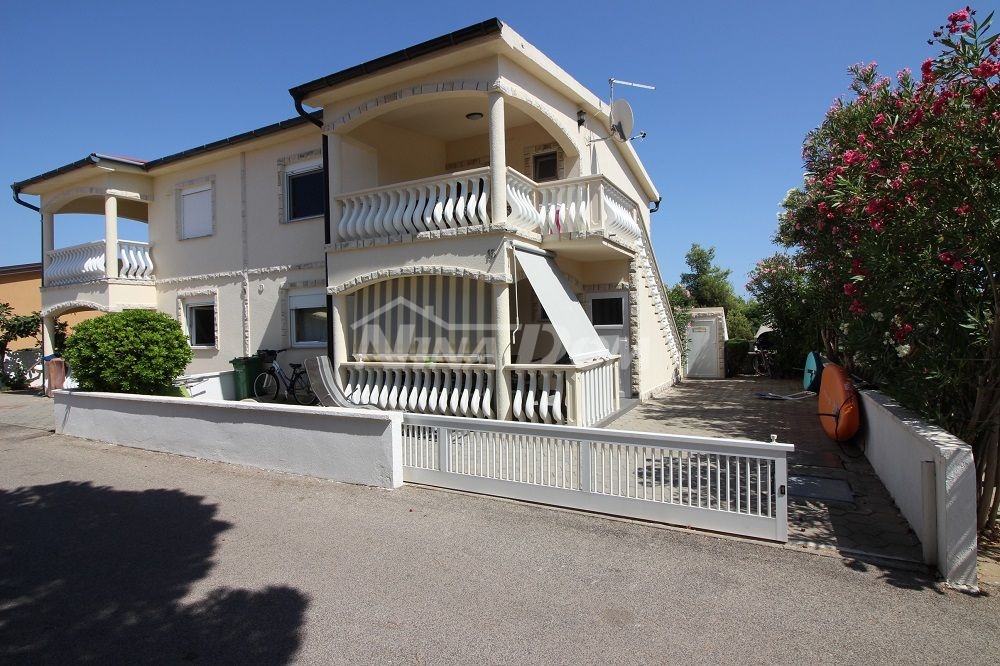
[687,318,720,378]
[587,291,629,397]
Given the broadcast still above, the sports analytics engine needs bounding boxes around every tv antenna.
[590,77,655,144]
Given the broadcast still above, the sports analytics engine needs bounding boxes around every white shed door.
[687,318,720,378]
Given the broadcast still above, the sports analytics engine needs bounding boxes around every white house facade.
[13,18,683,426]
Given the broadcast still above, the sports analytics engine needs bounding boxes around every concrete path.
[2,394,999,663]
[613,378,925,564]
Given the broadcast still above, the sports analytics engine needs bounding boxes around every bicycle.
[252,349,317,405]
[748,348,776,377]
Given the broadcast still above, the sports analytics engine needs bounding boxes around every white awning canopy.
[513,247,610,364]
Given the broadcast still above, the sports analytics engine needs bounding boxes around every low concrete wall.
[860,390,977,586]
[53,391,403,488]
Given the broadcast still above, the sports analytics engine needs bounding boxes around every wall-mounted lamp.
[465,112,484,120]
[577,110,586,127]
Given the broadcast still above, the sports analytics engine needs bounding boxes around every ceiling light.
[465,112,483,120]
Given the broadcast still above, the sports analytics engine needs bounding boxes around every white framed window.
[289,292,327,347]
[177,178,214,239]
[187,302,216,347]
[286,159,325,222]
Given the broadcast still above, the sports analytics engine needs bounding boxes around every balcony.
[339,356,619,427]
[42,239,156,314]
[334,168,642,252]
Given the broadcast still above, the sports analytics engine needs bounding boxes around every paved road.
[1,404,999,664]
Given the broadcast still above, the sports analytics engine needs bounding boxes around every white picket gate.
[402,414,792,541]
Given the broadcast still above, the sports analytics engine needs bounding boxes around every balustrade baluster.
[513,370,525,421]
[539,371,551,423]
[483,372,494,419]
[526,371,537,423]
[428,369,441,413]
[477,179,490,224]
[443,181,456,227]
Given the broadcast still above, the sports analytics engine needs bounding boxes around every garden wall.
[53,391,402,488]
[860,390,978,586]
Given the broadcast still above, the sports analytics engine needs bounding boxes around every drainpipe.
[649,196,661,214]
[11,185,48,394]
[291,96,334,361]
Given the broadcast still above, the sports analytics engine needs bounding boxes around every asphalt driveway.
[1,394,998,664]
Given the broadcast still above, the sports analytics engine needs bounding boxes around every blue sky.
[0,1,961,294]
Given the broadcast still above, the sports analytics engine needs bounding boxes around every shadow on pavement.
[0,481,308,664]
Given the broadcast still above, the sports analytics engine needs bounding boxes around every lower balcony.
[339,356,619,427]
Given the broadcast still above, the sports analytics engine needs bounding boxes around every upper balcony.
[41,239,157,316]
[332,167,642,257]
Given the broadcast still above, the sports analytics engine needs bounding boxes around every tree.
[63,310,193,395]
[0,303,41,389]
[672,244,762,342]
[773,7,1000,531]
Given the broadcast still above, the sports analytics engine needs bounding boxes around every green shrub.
[63,310,193,394]
[724,339,751,377]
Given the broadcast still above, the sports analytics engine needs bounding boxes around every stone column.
[488,91,507,227]
[327,133,343,242]
[41,315,56,395]
[493,281,512,420]
[330,292,349,389]
[104,195,119,279]
[42,212,54,286]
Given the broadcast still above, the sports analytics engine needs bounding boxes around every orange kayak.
[818,363,860,442]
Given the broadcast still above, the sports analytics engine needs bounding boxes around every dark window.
[189,304,216,347]
[591,297,624,326]
[293,306,327,345]
[288,168,325,220]
[532,151,558,182]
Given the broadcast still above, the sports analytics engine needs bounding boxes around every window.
[187,303,216,347]
[591,297,624,326]
[286,161,325,221]
[289,293,327,347]
[180,183,213,239]
[532,151,558,182]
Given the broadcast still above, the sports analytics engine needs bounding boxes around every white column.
[331,292,348,389]
[42,212,54,286]
[493,281,512,420]
[104,195,118,279]
[41,315,56,394]
[327,133,344,242]
[488,91,507,227]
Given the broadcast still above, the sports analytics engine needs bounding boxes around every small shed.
[685,307,728,379]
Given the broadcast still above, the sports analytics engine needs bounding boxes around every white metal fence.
[402,414,792,541]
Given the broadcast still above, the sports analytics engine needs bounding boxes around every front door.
[587,291,630,397]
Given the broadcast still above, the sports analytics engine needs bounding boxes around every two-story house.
[12,18,683,426]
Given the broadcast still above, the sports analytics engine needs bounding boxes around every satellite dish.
[610,98,634,142]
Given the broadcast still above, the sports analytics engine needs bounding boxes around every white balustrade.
[601,185,641,240]
[336,167,644,243]
[509,356,619,427]
[342,362,494,418]
[118,241,154,280]
[45,239,154,286]
[337,168,493,241]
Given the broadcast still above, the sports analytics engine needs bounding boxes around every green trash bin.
[230,356,262,401]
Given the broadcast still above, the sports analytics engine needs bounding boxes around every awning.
[513,247,610,364]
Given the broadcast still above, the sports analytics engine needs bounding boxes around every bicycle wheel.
[252,371,279,402]
[290,372,318,406]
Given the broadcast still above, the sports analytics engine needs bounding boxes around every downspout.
[649,196,661,214]
[291,96,333,362]
[11,185,47,393]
